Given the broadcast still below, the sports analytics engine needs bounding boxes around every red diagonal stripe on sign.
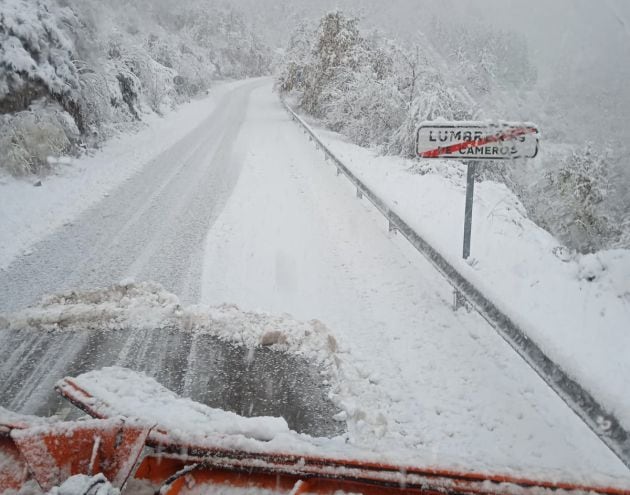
[419,126,537,158]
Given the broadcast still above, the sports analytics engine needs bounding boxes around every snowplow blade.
[54,367,630,495]
[136,452,630,495]
[0,411,149,493]
[136,454,451,495]
[0,434,29,492]
[2,367,629,494]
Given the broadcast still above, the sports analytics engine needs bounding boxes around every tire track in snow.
[0,80,262,312]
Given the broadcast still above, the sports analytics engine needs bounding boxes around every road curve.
[0,80,263,312]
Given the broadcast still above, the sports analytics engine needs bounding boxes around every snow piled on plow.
[57,367,630,495]
[0,282,399,462]
[0,281,345,423]
[60,366,359,460]
[1,281,339,366]
[69,366,290,442]
[47,475,119,495]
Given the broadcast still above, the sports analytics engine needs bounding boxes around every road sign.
[415,121,539,261]
[416,122,539,160]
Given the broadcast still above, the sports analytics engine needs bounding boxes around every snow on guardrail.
[280,97,630,470]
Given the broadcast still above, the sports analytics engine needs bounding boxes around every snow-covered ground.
[0,79,251,272]
[303,124,630,431]
[200,84,629,480]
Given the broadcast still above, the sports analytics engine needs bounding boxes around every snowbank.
[1,282,376,462]
[0,281,344,434]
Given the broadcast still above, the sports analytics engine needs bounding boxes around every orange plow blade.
[0,433,30,491]
[0,413,149,493]
[57,369,630,495]
[2,368,630,495]
[134,454,482,495]
[133,453,630,495]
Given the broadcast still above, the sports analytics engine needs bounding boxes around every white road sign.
[416,122,539,160]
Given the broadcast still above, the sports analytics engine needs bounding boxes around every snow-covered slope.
[310,124,630,430]
[0,0,271,176]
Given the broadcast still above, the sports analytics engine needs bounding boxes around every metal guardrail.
[280,98,630,470]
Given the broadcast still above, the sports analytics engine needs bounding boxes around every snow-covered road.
[0,80,260,311]
[1,81,628,482]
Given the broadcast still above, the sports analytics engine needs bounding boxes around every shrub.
[0,104,77,176]
[542,145,619,253]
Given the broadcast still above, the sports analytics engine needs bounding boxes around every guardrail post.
[453,289,469,311]
[356,188,363,199]
[388,220,397,235]
[336,167,341,176]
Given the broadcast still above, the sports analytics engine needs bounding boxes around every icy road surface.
[0,80,628,481]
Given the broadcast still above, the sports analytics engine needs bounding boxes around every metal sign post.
[416,121,539,261]
[462,161,476,259]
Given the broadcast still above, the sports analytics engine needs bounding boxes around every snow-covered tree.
[301,11,363,116]
[278,14,473,154]
[432,22,537,98]
[544,145,619,253]
[322,57,404,148]
[277,21,314,93]
[0,0,272,176]
[0,0,81,123]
